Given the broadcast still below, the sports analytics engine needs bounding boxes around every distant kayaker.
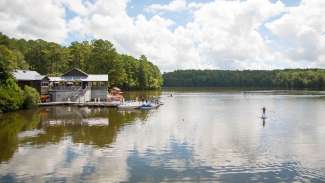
[262,107,266,118]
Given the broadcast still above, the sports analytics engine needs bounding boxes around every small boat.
[139,102,160,110]
[118,101,142,109]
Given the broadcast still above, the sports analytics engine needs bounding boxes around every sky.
[0,0,324,72]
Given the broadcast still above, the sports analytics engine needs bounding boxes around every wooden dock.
[39,101,120,107]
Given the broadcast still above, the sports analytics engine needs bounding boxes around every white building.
[48,68,108,102]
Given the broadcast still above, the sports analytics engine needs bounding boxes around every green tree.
[22,85,40,109]
[24,39,51,75]
[138,55,149,89]
[0,78,24,112]
[0,45,28,73]
[86,39,117,73]
[86,40,127,87]
[120,54,140,89]
[69,41,92,71]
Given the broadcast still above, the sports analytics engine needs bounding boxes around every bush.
[22,86,40,109]
[0,78,24,112]
[0,78,40,112]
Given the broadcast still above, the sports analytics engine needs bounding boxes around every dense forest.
[0,32,163,90]
[163,69,325,89]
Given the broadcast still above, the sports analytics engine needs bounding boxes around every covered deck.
[46,68,109,102]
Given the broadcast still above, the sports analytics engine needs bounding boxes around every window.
[41,82,48,86]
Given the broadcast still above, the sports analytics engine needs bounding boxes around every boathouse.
[12,69,49,95]
[48,68,108,102]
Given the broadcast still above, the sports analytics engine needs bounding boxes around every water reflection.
[38,107,149,147]
[0,106,149,163]
[0,110,41,163]
[262,118,266,128]
[1,91,325,182]
[126,141,320,182]
[123,90,162,100]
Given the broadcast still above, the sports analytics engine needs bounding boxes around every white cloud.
[67,0,301,71]
[266,0,325,66]
[184,0,288,69]
[60,0,90,16]
[145,0,188,13]
[0,0,67,42]
[67,17,84,33]
[65,0,285,71]
[188,2,204,10]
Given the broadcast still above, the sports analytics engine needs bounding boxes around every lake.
[1,89,325,182]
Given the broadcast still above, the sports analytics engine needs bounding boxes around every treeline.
[0,32,162,90]
[163,69,325,89]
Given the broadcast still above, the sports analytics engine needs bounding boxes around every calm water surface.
[1,90,325,182]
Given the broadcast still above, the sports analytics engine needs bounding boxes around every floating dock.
[39,101,163,110]
[39,101,120,107]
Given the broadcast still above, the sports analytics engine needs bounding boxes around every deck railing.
[50,86,83,91]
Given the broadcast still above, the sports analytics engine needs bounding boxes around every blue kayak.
[139,103,159,110]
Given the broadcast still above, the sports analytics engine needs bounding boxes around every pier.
[39,101,120,107]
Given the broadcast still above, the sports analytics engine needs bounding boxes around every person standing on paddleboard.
[262,107,266,118]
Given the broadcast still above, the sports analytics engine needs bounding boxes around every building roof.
[49,68,108,82]
[49,74,108,82]
[12,68,108,82]
[12,70,45,81]
[62,68,88,77]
